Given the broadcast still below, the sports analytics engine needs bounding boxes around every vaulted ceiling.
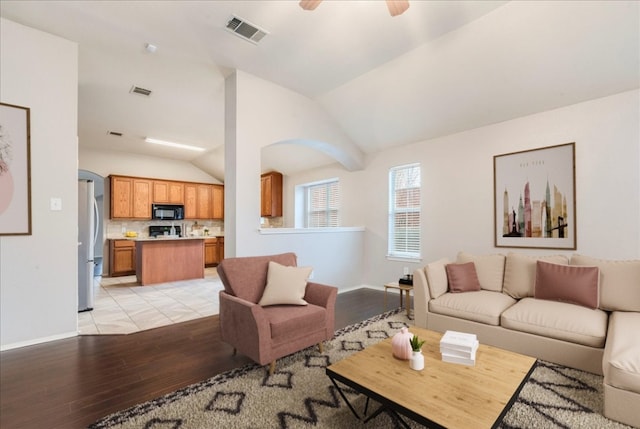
[1,1,638,180]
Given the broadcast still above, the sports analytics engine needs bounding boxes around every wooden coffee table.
[326,327,537,429]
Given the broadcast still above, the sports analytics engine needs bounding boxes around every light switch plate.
[50,197,62,211]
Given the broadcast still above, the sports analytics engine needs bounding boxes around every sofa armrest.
[219,291,271,363]
[413,268,432,328]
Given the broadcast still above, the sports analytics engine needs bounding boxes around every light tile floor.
[78,267,223,335]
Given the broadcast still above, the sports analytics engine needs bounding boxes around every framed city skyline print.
[0,102,32,235]
[494,142,576,250]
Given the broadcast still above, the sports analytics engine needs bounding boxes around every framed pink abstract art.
[0,102,32,235]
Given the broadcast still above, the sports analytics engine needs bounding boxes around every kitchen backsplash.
[107,219,224,238]
[260,217,284,228]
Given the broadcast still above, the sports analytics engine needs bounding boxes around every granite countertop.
[110,235,223,241]
[134,236,206,242]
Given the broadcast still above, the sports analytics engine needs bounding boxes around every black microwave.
[151,204,184,220]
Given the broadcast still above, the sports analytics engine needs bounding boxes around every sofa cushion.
[429,290,517,326]
[425,258,450,299]
[603,312,640,392]
[456,251,505,292]
[446,262,481,293]
[570,255,640,312]
[503,253,569,299]
[534,261,600,309]
[500,297,608,348]
[265,304,326,343]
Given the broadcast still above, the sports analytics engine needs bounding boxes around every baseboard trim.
[338,284,390,294]
[1,330,78,351]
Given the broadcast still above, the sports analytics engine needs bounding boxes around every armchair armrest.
[219,291,272,364]
[304,282,338,339]
[304,282,338,309]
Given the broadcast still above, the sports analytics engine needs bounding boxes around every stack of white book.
[439,330,479,366]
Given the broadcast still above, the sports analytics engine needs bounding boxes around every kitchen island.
[135,237,205,286]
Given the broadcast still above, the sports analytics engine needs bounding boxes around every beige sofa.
[413,252,640,428]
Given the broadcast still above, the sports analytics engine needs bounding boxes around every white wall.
[1,19,79,350]
[288,90,640,286]
[79,147,221,184]
[224,70,367,288]
[252,229,365,289]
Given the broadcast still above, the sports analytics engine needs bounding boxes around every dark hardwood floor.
[0,288,392,429]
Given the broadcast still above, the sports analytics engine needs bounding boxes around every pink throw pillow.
[534,260,600,309]
[445,262,481,293]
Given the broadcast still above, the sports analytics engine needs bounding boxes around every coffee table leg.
[364,404,386,423]
[328,374,422,428]
[328,376,362,420]
[364,404,413,429]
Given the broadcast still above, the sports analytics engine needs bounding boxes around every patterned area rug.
[89,309,632,429]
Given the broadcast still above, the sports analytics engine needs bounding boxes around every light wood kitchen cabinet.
[110,176,152,219]
[110,176,133,218]
[184,183,198,219]
[132,179,152,218]
[204,237,224,266]
[109,239,136,276]
[182,183,224,220]
[109,174,222,220]
[212,184,224,219]
[153,180,184,204]
[261,171,283,217]
[217,236,224,262]
[204,237,218,267]
[196,184,212,219]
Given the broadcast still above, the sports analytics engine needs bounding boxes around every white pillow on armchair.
[258,261,312,306]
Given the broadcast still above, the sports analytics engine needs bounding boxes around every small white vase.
[410,350,424,371]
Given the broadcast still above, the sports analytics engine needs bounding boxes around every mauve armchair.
[217,252,338,375]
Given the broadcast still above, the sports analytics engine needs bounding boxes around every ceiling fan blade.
[299,0,323,11]
[386,0,410,17]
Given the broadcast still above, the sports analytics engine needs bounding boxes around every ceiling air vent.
[130,85,152,96]
[107,131,123,137]
[225,15,268,44]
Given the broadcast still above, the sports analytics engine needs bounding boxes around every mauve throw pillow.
[534,260,600,309]
[445,262,482,293]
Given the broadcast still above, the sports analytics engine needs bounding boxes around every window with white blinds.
[306,180,340,227]
[388,164,421,259]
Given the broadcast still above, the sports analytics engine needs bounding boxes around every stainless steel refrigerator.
[78,179,97,312]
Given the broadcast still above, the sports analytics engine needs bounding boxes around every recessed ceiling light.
[145,137,206,152]
[145,43,157,53]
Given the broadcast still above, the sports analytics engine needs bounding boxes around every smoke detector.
[145,43,157,53]
[225,15,268,44]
